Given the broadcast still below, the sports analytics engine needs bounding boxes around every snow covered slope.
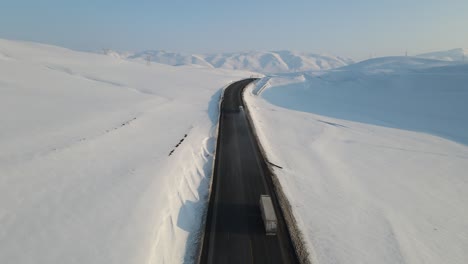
[266,57,468,145]
[417,48,468,62]
[245,57,468,264]
[128,50,353,73]
[0,38,252,264]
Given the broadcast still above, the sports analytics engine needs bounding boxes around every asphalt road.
[200,79,299,264]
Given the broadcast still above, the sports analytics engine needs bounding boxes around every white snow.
[245,57,468,264]
[0,38,253,264]
[128,50,353,73]
[417,48,468,62]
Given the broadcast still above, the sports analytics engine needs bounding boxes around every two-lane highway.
[200,79,299,263]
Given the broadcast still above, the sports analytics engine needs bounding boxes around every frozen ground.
[0,39,252,264]
[245,57,468,264]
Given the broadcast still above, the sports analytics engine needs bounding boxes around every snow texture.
[0,38,252,264]
[244,57,468,264]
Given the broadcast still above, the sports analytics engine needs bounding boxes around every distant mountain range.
[122,50,354,73]
[102,48,467,74]
[416,48,468,62]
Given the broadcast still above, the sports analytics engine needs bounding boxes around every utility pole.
[146,54,151,66]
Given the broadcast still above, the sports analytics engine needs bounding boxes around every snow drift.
[244,57,468,264]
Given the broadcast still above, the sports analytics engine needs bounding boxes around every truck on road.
[259,195,277,235]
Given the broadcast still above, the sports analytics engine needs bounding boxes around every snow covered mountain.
[417,48,468,62]
[128,50,353,73]
[101,49,133,60]
[128,50,213,68]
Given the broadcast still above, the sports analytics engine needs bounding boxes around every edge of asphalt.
[196,78,312,264]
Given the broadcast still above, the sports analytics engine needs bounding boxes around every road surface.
[200,79,299,264]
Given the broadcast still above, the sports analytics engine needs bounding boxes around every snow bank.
[0,38,252,264]
[244,58,468,264]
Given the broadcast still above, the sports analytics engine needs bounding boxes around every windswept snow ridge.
[244,57,468,264]
[0,38,252,264]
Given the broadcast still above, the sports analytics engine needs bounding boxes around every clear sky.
[1,0,467,59]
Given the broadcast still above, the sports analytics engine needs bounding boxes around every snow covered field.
[0,39,252,263]
[245,58,468,264]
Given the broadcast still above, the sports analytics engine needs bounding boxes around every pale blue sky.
[1,0,467,59]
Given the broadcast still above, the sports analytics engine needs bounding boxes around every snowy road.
[200,79,299,263]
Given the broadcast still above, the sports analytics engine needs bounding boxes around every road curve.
[200,79,299,264]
